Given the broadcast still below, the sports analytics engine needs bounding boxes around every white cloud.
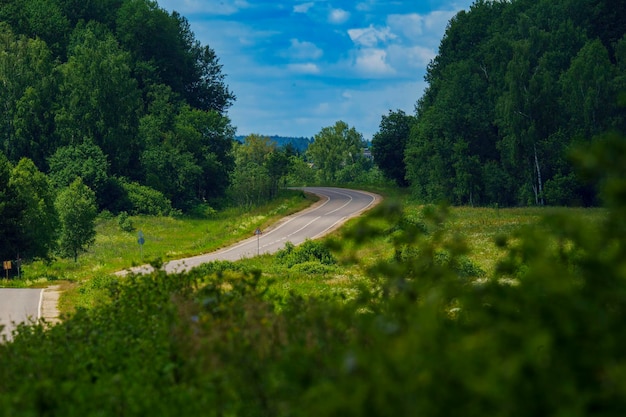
[189,20,279,55]
[337,81,425,138]
[355,1,375,12]
[387,14,424,41]
[284,39,323,60]
[287,63,321,74]
[348,25,397,47]
[385,10,463,49]
[388,44,436,73]
[328,8,350,24]
[424,10,458,32]
[293,2,314,13]
[314,102,331,116]
[353,49,395,76]
[405,45,436,67]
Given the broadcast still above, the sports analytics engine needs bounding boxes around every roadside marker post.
[254,227,262,255]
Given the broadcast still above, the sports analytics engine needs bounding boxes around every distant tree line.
[371,0,626,206]
[236,135,313,153]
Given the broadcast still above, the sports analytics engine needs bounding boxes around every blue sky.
[156,0,475,139]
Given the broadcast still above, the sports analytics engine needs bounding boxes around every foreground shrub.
[0,133,624,416]
[276,239,336,267]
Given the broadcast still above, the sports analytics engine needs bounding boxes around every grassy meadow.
[5,186,607,315]
[7,190,316,305]
[0,186,617,417]
[243,200,606,304]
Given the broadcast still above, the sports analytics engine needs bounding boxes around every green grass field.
[5,190,315,306]
[6,186,606,315]
[195,195,607,307]
[0,187,616,417]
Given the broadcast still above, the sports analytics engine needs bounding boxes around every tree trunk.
[534,143,544,205]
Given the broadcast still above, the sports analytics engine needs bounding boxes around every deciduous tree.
[48,140,110,208]
[307,121,364,183]
[228,135,275,206]
[9,158,59,261]
[55,25,141,177]
[371,110,415,187]
[55,178,97,262]
[0,26,58,169]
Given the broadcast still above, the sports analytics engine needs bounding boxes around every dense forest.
[372,0,626,206]
[0,0,235,211]
[2,0,626,263]
[0,0,239,262]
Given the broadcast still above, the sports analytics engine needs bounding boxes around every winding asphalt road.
[0,187,380,340]
[119,187,380,275]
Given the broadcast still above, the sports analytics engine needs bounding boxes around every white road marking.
[38,289,44,320]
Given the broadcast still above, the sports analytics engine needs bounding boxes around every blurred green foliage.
[0,133,625,416]
[276,239,336,268]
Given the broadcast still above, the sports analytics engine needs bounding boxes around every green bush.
[290,261,335,275]
[108,177,176,216]
[117,211,134,232]
[0,133,624,416]
[276,239,336,267]
[194,260,248,276]
[187,202,217,218]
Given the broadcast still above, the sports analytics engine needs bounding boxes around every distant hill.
[236,135,313,153]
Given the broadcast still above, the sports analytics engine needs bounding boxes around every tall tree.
[404,0,626,207]
[116,1,234,114]
[55,24,141,177]
[55,178,97,262]
[139,88,234,208]
[48,140,110,208]
[307,121,364,183]
[56,0,124,30]
[371,110,415,187]
[265,148,291,198]
[0,25,58,169]
[173,106,235,200]
[560,39,617,139]
[228,134,275,206]
[0,153,20,262]
[0,0,71,57]
[9,158,59,260]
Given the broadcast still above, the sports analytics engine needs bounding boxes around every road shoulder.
[41,285,61,325]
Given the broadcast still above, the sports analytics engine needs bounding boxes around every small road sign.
[138,230,145,261]
[3,261,10,279]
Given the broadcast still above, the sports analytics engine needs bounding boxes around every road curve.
[0,188,380,338]
[0,288,43,341]
[119,187,381,275]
